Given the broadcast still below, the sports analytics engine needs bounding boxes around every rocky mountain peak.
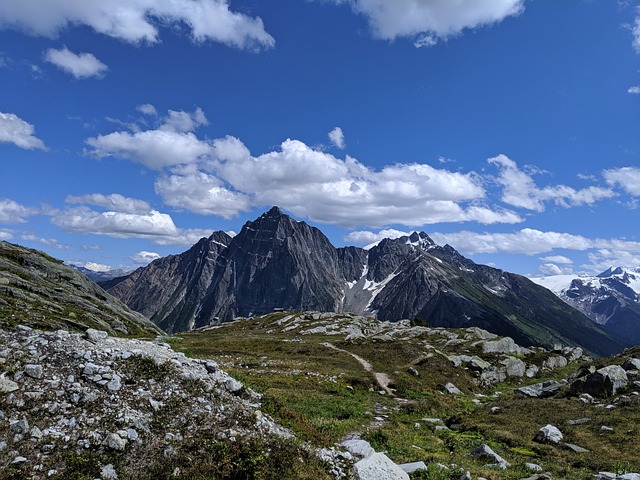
[598,266,625,278]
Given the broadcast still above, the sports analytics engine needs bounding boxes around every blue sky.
[0,0,639,277]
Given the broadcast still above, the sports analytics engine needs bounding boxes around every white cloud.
[86,128,212,170]
[328,126,345,149]
[348,0,524,42]
[633,15,640,53]
[629,86,640,94]
[155,172,251,219]
[540,255,573,265]
[414,33,437,48]
[0,0,274,50]
[162,107,208,133]
[51,207,179,238]
[0,112,46,150]
[0,229,13,240]
[539,263,564,276]
[137,104,157,116]
[603,166,640,196]
[431,228,640,270]
[84,262,111,272]
[489,154,616,211]
[51,204,213,246]
[0,199,38,223]
[44,47,107,79]
[88,110,523,227]
[86,108,213,170]
[66,193,152,214]
[131,251,161,264]
[344,228,410,245]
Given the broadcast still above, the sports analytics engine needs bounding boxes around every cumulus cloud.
[603,166,640,196]
[629,86,640,94]
[0,112,46,150]
[328,126,345,149]
[0,0,274,50]
[0,199,38,223]
[44,47,107,79]
[489,154,616,211]
[344,228,410,246]
[431,229,640,265]
[0,229,13,240]
[347,0,524,42]
[66,193,152,215]
[540,255,573,265]
[155,172,251,219]
[86,110,523,227]
[52,198,213,245]
[539,263,564,276]
[131,251,161,264]
[86,126,212,170]
[51,207,179,238]
[84,262,111,272]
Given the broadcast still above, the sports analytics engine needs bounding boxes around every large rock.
[533,424,563,444]
[516,380,562,398]
[570,365,628,397]
[481,337,529,355]
[353,452,410,480]
[468,443,510,468]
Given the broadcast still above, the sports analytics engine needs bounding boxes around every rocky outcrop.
[569,365,629,397]
[0,324,293,479]
[0,241,161,337]
[103,209,628,357]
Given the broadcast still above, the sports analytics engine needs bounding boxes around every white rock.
[534,424,563,444]
[353,452,410,480]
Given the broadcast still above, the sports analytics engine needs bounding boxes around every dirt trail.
[322,342,396,396]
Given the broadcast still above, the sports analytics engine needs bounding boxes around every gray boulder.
[516,380,562,398]
[468,443,510,468]
[533,424,563,444]
[398,461,427,474]
[570,365,628,397]
[341,439,375,459]
[353,452,410,480]
[622,358,640,371]
[500,356,526,377]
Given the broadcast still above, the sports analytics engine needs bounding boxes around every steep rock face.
[106,231,232,333]
[197,207,349,323]
[0,241,161,336]
[531,268,640,345]
[104,209,629,356]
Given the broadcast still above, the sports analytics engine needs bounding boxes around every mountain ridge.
[102,208,629,356]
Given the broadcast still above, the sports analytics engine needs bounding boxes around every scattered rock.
[101,463,118,479]
[398,461,427,474]
[563,443,589,454]
[468,443,510,468]
[570,365,628,397]
[341,439,375,459]
[442,382,462,395]
[24,364,43,379]
[103,433,127,451]
[622,358,640,372]
[516,380,562,398]
[526,463,543,472]
[533,424,563,444]
[224,378,244,393]
[0,373,19,393]
[353,452,410,480]
[85,328,109,342]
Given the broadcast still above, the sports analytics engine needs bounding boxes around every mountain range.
[102,207,628,356]
[531,267,640,345]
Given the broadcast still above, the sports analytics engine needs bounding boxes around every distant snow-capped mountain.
[531,267,640,344]
[71,265,131,283]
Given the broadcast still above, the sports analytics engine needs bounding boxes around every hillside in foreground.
[2,309,640,479]
[0,241,161,337]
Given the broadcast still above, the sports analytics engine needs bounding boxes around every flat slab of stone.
[398,461,427,474]
[353,452,410,480]
[341,439,375,459]
[516,380,562,398]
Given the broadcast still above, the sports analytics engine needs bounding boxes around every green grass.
[150,312,640,479]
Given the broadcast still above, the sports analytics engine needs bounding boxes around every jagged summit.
[598,266,626,278]
[103,209,629,356]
